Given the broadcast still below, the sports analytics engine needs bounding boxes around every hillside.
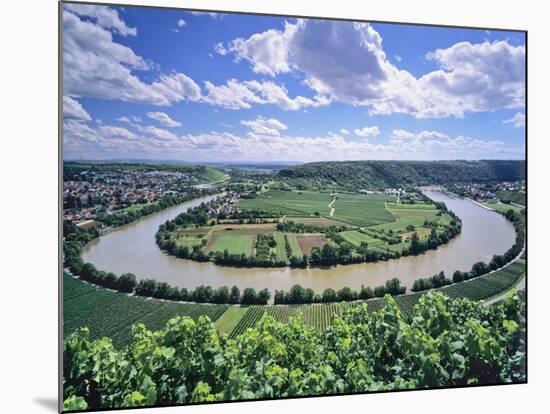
[63,161,226,183]
[277,160,525,189]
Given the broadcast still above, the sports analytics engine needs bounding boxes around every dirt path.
[328,197,336,217]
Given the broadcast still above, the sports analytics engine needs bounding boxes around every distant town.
[63,165,218,226]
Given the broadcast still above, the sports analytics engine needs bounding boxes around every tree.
[179,288,190,301]
[274,290,285,304]
[286,284,306,304]
[322,288,337,303]
[135,279,157,297]
[471,261,490,277]
[359,285,374,299]
[304,288,315,303]
[153,282,171,299]
[452,270,464,283]
[102,272,118,289]
[385,278,406,295]
[193,285,214,303]
[257,288,271,305]
[241,288,257,305]
[80,262,98,282]
[409,232,422,255]
[356,241,369,257]
[213,286,230,304]
[336,287,356,302]
[229,285,240,304]
[374,285,386,297]
[117,273,137,293]
[320,244,338,265]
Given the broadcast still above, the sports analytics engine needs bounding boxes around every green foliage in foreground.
[63,291,525,411]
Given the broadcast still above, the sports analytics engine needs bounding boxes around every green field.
[63,273,228,348]
[369,215,433,233]
[273,232,289,261]
[214,306,249,334]
[496,190,525,206]
[285,233,303,257]
[209,235,254,255]
[237,190,396,227]
[339,230,385,248]
[484,202,524,214]
[331,193,396,226]
[237,190,332,217]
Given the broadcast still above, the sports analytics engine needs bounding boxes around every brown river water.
[81,190,516,292]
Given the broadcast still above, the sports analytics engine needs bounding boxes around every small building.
[75,220,99,231]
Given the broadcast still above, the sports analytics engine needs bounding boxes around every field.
[496,190,526,206]
[483,202,524,214]
[63,273,228,348]
[273,232,289,261]
[296,234,328,254]
[207,235,254,255]
[237,190,396,227]
[331,193,396,226]
[214,306,249,334]
[237,190,332,217]
[339,230,385,248]
[285,233,303,257]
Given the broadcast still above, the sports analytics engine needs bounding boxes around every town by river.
[81,189,516,292]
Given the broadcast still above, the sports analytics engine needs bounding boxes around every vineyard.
[63,273,228,347]
[63,291,526,411]
[229,297,388,338]
[64,253,525,346]
[437,259,525,301]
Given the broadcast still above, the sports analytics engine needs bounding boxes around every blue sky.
[62,3,526,162]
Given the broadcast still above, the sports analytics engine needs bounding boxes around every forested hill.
[277,160,525,189]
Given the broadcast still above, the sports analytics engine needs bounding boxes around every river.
[81,190,516,292]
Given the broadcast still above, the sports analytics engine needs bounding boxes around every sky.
[62,3,526,163]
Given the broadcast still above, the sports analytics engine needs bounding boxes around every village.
[446,180,526,205]
[63,167,201,224]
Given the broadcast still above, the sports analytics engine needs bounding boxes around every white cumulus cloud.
[63,6,201,106]
[63,96,91,121]
[146,111,182,127]
[222,20,525,118]
[354,126,380,138]
[241,116,288,137]
[503,112,525,128]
